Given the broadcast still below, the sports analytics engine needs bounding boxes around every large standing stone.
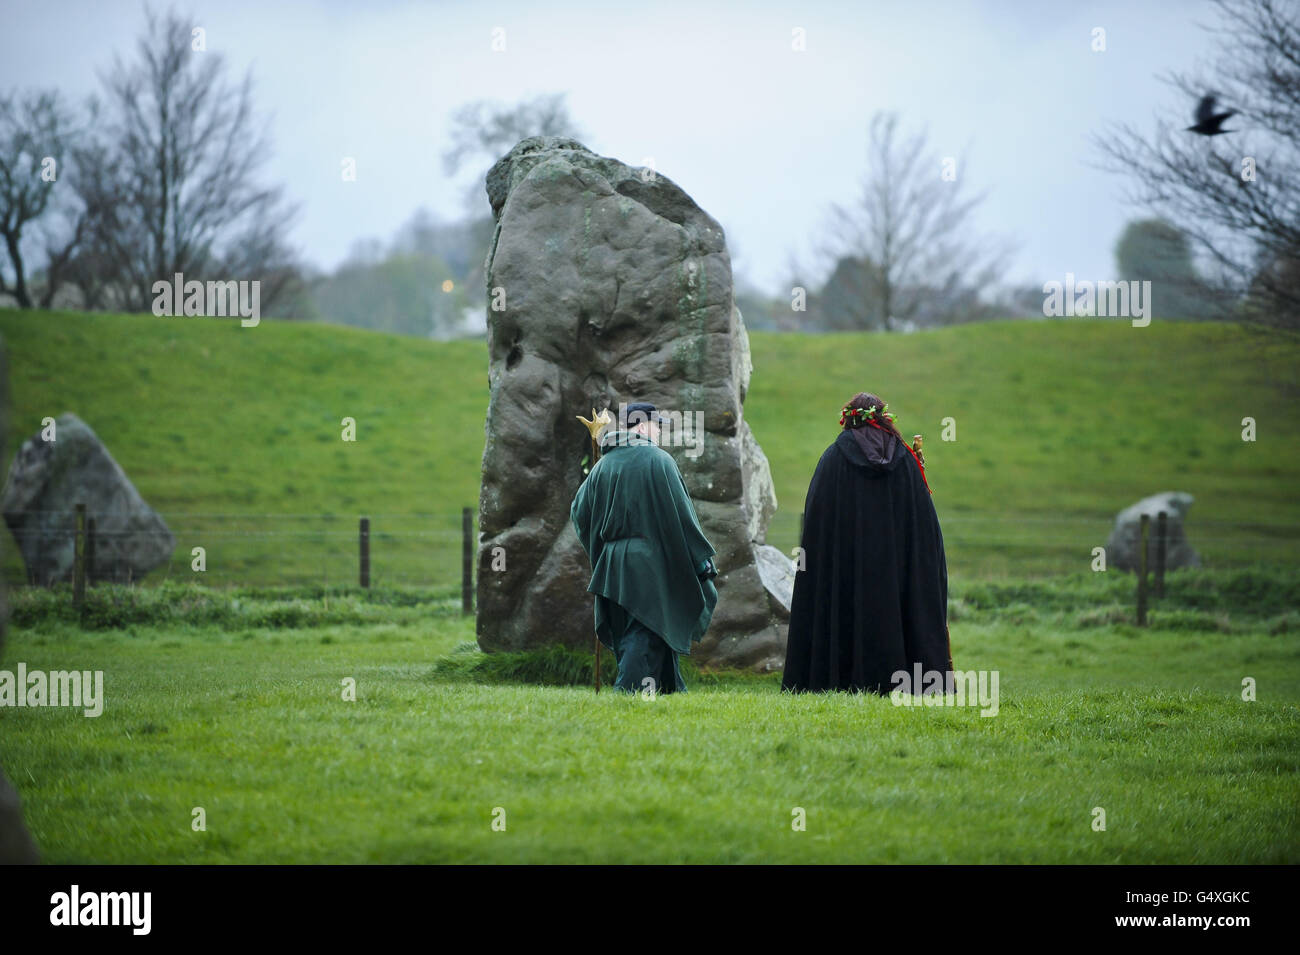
[2,413,175,585]
[476,137,791,671]
[0,334,41,863]
[1106,491,1201,572]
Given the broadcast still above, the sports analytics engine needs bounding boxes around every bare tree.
[0,90,80,307]
[1094,0,1300,330]
[822,111,1011,330]
[441,92,586,216]
[442,92,585,177]
[71,5,299,312]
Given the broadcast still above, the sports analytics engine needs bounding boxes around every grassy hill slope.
[1,309,1296,584]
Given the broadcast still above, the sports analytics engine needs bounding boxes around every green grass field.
[1,310,1297,863]
[3,572,1297,863]
[1,309,1297,584]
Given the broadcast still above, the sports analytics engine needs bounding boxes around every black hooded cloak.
[781,426,952,694]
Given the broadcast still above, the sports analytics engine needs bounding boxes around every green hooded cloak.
[570,429,719,654]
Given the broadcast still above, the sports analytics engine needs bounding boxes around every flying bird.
[1186,93,1236,135]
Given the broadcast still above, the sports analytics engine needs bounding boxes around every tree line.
[3,0,1294,334]
[0,7,300,315]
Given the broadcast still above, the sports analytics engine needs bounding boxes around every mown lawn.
[1,306,1297,862]
[3,574,1297,864]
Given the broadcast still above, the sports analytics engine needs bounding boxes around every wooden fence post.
[1136,513,1149,627]
[86,516,96,586]
[462,507,474,615]
[1154,511,1167,598]
[73,503,86,607]
[359,517,370,589]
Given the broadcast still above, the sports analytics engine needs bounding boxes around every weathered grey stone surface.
[754,543,795,617]
[1106,491,1201,571]
[476,137,791,670]
[2,412,175,585]
[0,335,41,863]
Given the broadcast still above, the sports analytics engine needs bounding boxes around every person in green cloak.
[570,402,719,695]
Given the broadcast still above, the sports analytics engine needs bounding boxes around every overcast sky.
[1,0,1225,296]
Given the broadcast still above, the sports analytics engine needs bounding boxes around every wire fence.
[3,510,475,590]
[3,507,1298,590]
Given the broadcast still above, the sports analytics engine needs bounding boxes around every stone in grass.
[1106,491,1201,572]
[1,412,176,585]
[476,137,788,671]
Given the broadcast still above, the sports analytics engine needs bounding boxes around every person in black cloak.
[781,391,953,695]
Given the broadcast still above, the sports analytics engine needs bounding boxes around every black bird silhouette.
[1187,94,1236,135]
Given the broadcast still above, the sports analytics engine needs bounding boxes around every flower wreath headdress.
[839,402,897,428]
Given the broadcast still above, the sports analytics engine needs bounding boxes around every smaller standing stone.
[2,413,176,585]
[754,544,796,618]
[1106,492,1200,572]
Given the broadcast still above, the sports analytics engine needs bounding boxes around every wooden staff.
[576,408,612,691]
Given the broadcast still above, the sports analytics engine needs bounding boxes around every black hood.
[836,427,903,473]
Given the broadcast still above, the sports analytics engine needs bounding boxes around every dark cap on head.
[621,402,666,427]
